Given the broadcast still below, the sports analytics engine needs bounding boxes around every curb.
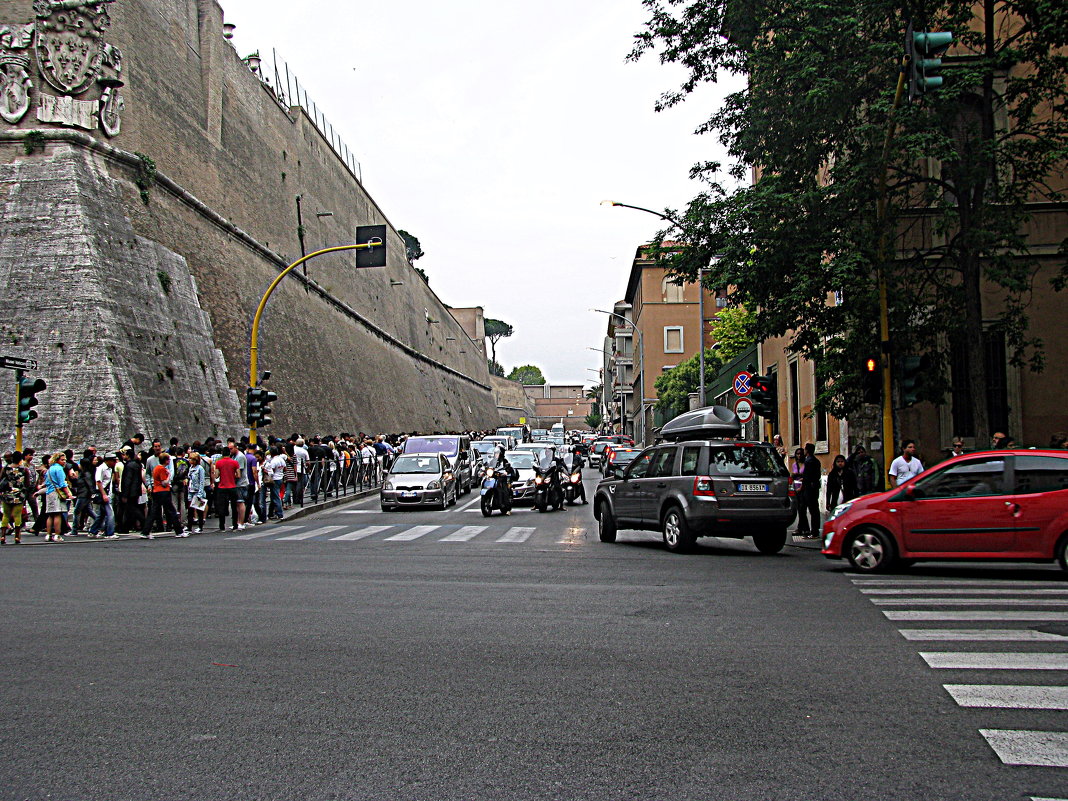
[278,488,379,523]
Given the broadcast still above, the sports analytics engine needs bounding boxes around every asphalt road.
[2,476,1066,800]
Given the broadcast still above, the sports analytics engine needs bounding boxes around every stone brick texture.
[0,0,499,450]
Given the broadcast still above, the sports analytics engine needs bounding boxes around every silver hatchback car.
[381,453,458,511]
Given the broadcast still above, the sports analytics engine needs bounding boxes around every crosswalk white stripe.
[854,579,1068,587]
[944,684,1068,710]
[980,729,1068,768]
[873,598,1068,606]
[884,611,1068,621]
[864,588,1068,595]
[330,526,392,541]
[496,527,535,543]
[899,629,1068,642]
[920,652,1068,670]
[440,526,487,542]
[277,525,344,541]
[229,527,287,540]
[384,525,440,541]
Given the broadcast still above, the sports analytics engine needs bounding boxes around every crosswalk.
[852,573,1068,784]
[223,522,585,545]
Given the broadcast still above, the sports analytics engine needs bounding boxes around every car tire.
[753,527,788,555]
[597,504,617,543]
[662,507,695,554]
[380,504,393,512]
[846,527,897,573]
[1056,533,1068,572]
[480,497,493,517]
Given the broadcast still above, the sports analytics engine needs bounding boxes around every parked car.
[381,453,459,511]
[822,449,1068,573]
[594,407,794,554]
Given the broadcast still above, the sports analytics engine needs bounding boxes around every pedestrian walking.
[141,452,181,539]
[187,451,207,533]
[798,443,822,538]
[266,446,286,520]
[789,448,806,533]
[87,452,118,539]
[213,445,240,531]
[825,453,858,512]
[0,451,29,545]
[117,448,143,532]
[43,452,71,542]
[889,440,925,487]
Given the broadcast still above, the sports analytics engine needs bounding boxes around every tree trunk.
[962,247,990,444]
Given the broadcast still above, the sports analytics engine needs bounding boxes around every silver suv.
[593,407,795,554]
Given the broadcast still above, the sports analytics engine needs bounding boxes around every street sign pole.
[14,368,22,451]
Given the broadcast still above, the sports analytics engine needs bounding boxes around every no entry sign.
[734,397,754,423]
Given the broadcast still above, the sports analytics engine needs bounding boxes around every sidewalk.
[788,528,825,551]
[8,487,379,546]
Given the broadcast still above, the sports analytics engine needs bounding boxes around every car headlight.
[383,481,394,491]
[827,502,853,522]
[426,480,441,490]
[824,530,835,549]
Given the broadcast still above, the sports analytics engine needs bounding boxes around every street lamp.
[591,307,646,445]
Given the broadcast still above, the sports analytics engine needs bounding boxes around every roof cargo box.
[660,406,742,442]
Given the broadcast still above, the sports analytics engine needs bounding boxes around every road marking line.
[457,495,482,512]
[339,510,379,514]
[979,729,1068,768]
[384,525,440,541]
[864,588,1068,595]
[277,525,344,541]
[854,579,1068,587]
[496,527,535,543]
[945,684,1068,710]
[920,652,1068,670]
[330,526,392,541]
[229,528,288,540]
[1031,797,1068,800]
[899,629,1068,642]
[440,526,487,542]
[885,611,1068,621]
[873,598,1068,606]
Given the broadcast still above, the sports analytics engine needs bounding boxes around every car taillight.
[788,486,796,498]
[693,476,716,497]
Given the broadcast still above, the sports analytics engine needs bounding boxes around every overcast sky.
[222,0,742,388]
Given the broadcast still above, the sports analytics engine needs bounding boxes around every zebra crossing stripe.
[277,525,344,541]
[979,729,1068,768]
[330,526,392,541]
[496,527,535,543]
[440,526,487,542]
[920,652,1068,670]
[384,525,440,541]
[228,527,286,541]
[899,629,1068,642]
[864,588,1068,595]
[884,611,1068,621]
[944,684,1068,710]
[873,598,1068,606]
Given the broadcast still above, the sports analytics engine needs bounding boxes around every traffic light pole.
[249,242,382,445]
[14,370,23,451]
[875,58,909,480]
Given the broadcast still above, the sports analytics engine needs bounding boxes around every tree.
[654,349,724,419]
[707,307,755,362]
[585,383,603,403]
[632,0,1068,438]
[585,409,604,429]
[397,229,424,263]
[484,318,514,365]
[487,358,505,377]
[507,365,546,385]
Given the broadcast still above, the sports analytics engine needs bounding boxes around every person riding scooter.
[493,446,519,514]
[563,446,588,505]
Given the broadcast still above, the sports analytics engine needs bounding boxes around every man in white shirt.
[88,452,117,538]
[293,437,310,503]
[889,440,925,487]
[267,447,288,520]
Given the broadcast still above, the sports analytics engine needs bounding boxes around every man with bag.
[87,452,118,539]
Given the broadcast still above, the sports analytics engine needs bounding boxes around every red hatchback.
[822,449,1068,573]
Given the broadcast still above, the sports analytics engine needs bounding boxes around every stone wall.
[0,0,500,449]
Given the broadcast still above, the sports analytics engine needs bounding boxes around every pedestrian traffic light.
[900,354,933,407]
[862,357,881,405]
[907,28,953,101]
[246,386,277,427]
[16,370,46,424]
[749,374,777,424]
[355,225,387,269]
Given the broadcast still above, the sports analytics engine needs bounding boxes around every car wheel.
[1056,533,1068,572]
[597,504,617,543]
[847,528,897,573]
[753,527,788,555]
[380,504,392,512]
[662,507,695,554]
[480,497,493,517]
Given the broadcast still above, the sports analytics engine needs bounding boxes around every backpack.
[173,457,190,487]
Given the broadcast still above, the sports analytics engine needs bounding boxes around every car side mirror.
[904,483,922,500]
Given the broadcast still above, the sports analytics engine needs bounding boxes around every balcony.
[613,352,633,367]
[614,325,633,338]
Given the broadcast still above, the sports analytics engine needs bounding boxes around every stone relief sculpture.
[0,25,34,124]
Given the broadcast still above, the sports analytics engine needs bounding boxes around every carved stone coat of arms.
[34,0,115,95]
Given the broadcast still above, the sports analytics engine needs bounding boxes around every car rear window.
[404,437,460,457]
[707,446,788,478]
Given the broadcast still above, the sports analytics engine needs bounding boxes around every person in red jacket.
[140,452,183,539]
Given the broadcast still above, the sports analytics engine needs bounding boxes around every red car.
[822,449,1068,573]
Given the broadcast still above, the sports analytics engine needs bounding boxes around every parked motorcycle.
[480,466,513,516]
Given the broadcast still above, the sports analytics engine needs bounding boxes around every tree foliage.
[708,306,755,362]
[397,229,425,263]
[484,318,515,364]
[654,348,724,418]
[585,409,604,429]
[487,358,505,377]
[507,364,546,385]
[632,0,1068,436]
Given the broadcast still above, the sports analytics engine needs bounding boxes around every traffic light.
[900,354,933,407]
[749,374,777,424]
[355,225,387,268]
[16,370,46,424]
[246,386,277,427]
[907,27,954,101]
[862,357,881,405]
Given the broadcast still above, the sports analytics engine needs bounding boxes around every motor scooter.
[534,461,564,512]
[480,466,513,516]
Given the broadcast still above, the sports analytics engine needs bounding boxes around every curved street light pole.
[591,307,646,445]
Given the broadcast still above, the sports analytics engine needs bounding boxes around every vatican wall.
[0,0,497,450]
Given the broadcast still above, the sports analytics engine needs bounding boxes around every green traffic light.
[913,31,953,52]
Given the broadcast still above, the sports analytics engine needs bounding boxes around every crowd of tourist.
[0,430,447,545]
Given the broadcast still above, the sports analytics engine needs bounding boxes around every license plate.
[737,483,768,493]
[400,491,417,498]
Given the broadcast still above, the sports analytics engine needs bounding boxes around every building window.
[789,359,801,447]
[715,288,729,308]
[664,326,684,354]
[662,277,684,303]
[813,367,828,442]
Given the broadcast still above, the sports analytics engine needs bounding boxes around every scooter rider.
[565,446,588,505]
[493,446,519,514]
